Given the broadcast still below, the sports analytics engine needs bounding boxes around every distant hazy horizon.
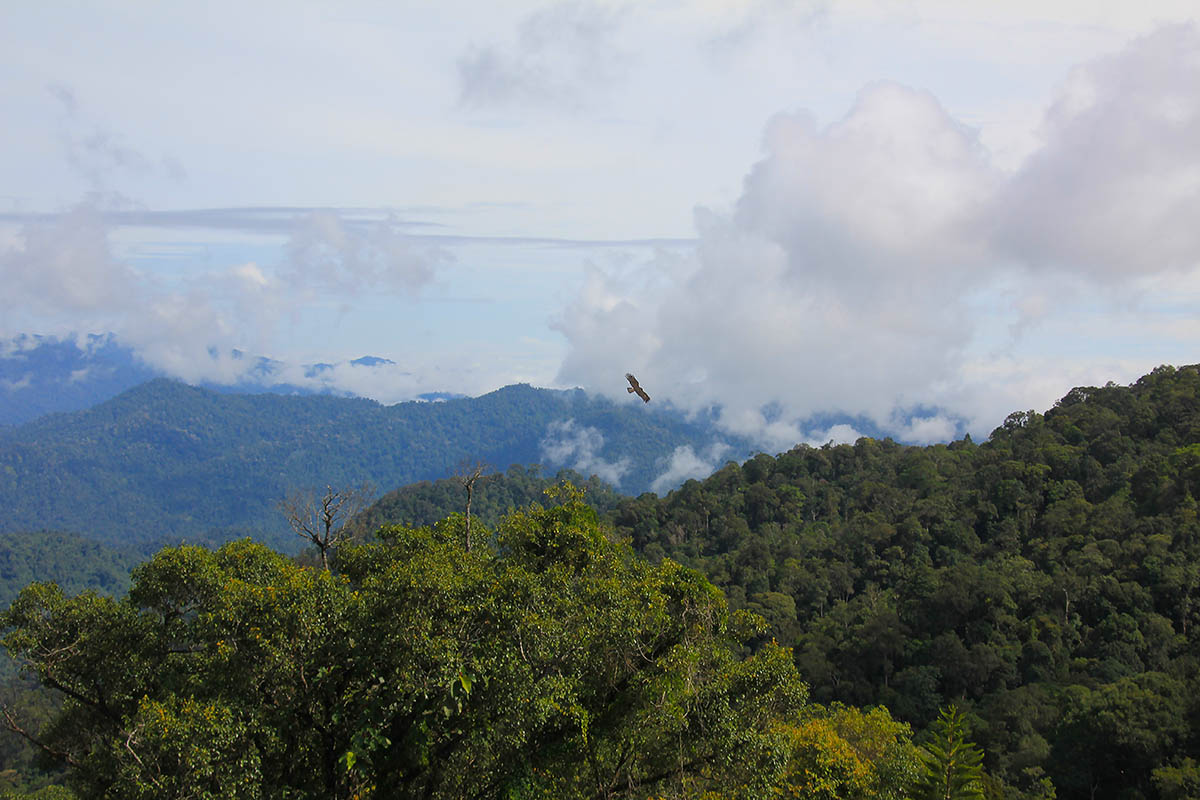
[4,2,1200,452]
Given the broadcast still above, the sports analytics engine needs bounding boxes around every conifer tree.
[913,705,985,800]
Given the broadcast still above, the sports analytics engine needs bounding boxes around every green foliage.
[0,531,137,614]
[2,488,804,799]
[351,464,623,536]
[611,363,1200,799]
[1051,673,1190,799]
[0,787,76,800]
[0,532,139,790]
[9,360,1200,798]
[0,380,752,549]
[774,703,920,800]
[914,706,985,800]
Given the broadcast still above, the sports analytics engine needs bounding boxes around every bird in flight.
[625,373,650,403]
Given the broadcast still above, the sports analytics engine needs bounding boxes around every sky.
[3,0,1200,458]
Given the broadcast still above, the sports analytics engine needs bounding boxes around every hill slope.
[0,379,752,547]
[351,464,625,536]
[606,364,1200,799]
[0,334,160,426]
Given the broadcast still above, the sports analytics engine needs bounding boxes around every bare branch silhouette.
[453,461,489,552]
[279,483,374,569]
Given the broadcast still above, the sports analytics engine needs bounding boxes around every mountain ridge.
[0,377,754,548]
[0,333,457,427]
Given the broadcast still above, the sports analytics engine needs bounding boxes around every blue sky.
[3,1,1200,453]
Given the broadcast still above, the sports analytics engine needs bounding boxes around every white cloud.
[0,201,287,387]
[270,360,424,406]
[801,424,866,448]
[283,211,448,297]
[1,374,32,393]
[232,261,268,288]
[557,79,995,441]
[0,203,141,325]
[0,197,456,393]
[540,419,631,486]
[555,24,1200,450]
[651,441,731,494]
[991,24,1200,278]
[893,415,959,445]
[457,2,628,110]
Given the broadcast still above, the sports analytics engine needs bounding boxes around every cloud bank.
[555,24,1200,448]
[540,419,632,486]
[0,200,451,390]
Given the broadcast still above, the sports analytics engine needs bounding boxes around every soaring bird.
[625,373,650,403]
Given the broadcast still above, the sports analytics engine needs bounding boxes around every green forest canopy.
[606,364,1200,799]
[0,380,753,547]
[331,363,1200,799]
[1,489,934,800]
[4,363,1200,798]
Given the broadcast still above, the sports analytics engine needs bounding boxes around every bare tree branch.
[453,461,489,552]
[279,483,374,569]
[0,699,81,768]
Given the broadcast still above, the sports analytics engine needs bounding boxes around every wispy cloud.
[704,0,831,59]
[0,207,693,250]
[540,418,631,486]
[458,2,628,110]
[283,211,448,297]
[651,442,731,494]
[48,82,185,196]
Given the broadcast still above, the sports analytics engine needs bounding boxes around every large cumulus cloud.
[992,24,1200,278]
[555,24,1200,448]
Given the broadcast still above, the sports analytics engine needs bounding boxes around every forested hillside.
[0,532,140,794]
[2,491,940,800]
[600,364,1200,799]
[0,531,137,613]
[5,364,1200,798]
[0,378,751,548]
[347,364,1200,798]
[350,464,624,536]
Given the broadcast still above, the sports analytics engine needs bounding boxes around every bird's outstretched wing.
[625,373,650,403]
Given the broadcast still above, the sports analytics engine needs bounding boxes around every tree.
[278,483,373,569]
[1050,673,1190,800]
[452,460,489,552]
[913,705,985,800]
[774,703,919,800]
[2,485,807,799]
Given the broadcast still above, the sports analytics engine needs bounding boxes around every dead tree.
[453,461,488,552]
[279,483,373,570]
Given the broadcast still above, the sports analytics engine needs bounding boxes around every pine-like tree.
[913,705,986,800]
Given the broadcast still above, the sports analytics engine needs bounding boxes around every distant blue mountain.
[0,379,758,548]
[350,356,395,368]
[0,334,160,426]
[0,334,416,426]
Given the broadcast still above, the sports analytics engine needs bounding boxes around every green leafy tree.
[774,703,919,800]
[2,485,805,799]
[0,788,76,800]
[913,705,985,800]
[1050,673,1189,800]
